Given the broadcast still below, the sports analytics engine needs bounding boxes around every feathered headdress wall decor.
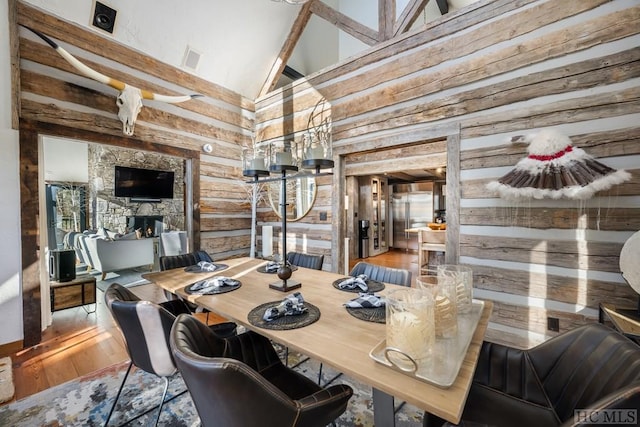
[486,128,631,200]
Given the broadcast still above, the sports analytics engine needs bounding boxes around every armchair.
[170,313,353,427]
[424,323,640,427]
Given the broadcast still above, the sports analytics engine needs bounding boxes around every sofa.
[79,234,155,280]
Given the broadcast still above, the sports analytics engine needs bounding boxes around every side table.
[598,303,640,344]
[50,275,97,313]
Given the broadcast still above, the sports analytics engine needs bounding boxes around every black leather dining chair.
[103,283,237,426]
[350,261,412,287]
[424,323,640,427]
[287,251,324,270]
[170,313,354,427]
[103,283,189,426]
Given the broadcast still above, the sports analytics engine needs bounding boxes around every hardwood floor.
[4,249,416,404]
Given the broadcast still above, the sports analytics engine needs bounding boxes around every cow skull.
[25,26,200,136]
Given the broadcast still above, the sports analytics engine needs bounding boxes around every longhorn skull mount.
[23,25,201,135]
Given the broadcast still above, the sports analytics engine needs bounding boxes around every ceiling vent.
[182,46,202,71]
[91,1,117,34]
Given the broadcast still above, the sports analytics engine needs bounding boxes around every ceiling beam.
[379,0,395,41]
[310,1,379,46]
[259,1,314,97]
[394,0,431,37]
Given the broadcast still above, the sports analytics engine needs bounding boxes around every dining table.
[142,256,492,427]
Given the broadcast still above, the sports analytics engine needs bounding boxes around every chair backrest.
[349,261,412,287]
[287,252,324,270]
[104,283,178,378]
[160,231,188,256]
[170,314,301,427]
[528,323,640,423]
[159,250,213,271]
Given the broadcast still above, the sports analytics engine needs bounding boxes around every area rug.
[0,351,425,426]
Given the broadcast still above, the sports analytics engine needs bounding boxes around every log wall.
[254,0,640,348]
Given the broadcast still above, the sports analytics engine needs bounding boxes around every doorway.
[334,125,461,277]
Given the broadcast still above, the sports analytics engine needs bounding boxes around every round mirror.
[267,176,317,221]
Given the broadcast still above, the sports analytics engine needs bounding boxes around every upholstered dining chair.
[103,283,237,426]
[424,323,640,427]
[349,261,412,287]
[103,283,189,426]
[170,313,354,427]
[287,251,324,270]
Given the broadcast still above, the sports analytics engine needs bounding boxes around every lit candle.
[275,151,292,166]
[250,156,265,170]
[387,310,433,364]
[262,225,273,258]
[307,145,325,160]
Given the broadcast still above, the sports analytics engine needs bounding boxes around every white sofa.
[81,235,155,280]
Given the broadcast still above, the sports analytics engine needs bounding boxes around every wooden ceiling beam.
[394,0,431,37]
[310,1,379,45]
[259,1,314,98]
[379,0,395,41]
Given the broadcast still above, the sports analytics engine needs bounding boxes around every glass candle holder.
[385,288,434,370]
[417,274,457,339]
[437,264,473,315]
[269,140,299,173]
[301,130,334,170]
[242,144,269,177]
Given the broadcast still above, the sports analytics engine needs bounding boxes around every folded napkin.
[197,261,218,272]
[264,261,280,273]
[338,274,369,291]
[263,292,307,321]
[344,292,386,308]
[189,277,237,294]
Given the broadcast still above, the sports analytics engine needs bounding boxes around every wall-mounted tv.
[114,165,174,200]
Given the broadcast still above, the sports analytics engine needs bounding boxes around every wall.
[13,2,254,345]
[0,0,23,348]
[255,0,640,348]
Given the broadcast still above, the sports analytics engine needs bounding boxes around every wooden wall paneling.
[19,127,41,347]
[17,2,254,113]
[472,265,637,310]
[200,216,252,232]
[461,235,625,273]
[460,207,640,231]
[256,0,614,129]
[9,0,20,129]
[255,0,541,109]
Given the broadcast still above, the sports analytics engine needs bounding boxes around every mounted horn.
[23,26,201,135]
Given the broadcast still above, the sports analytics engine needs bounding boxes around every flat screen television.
[114,165,174,200]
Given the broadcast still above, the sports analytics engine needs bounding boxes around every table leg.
[373,388,396,427]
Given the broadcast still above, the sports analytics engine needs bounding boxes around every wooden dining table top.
[143,256,492,424]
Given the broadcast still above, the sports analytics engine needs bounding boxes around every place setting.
[184,276,241,295]
[332,274,385,293]
[344,292,386,323]
[184,261,229,273]
[256,260,298,274]
[248,292,320,330]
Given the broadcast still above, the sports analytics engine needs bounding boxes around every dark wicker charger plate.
[248,301,320,330]
[332,277,385,293]
[256,264,298,274]
[184,278,241,295]
[345,306,386,324]
[184,263,229,273]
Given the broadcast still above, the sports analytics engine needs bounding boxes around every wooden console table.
[598,303,640,344]
[50,275,97,313]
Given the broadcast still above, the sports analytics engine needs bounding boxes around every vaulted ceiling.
[22,0,477,100]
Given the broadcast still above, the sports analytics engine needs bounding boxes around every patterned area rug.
[0,349,425,426]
